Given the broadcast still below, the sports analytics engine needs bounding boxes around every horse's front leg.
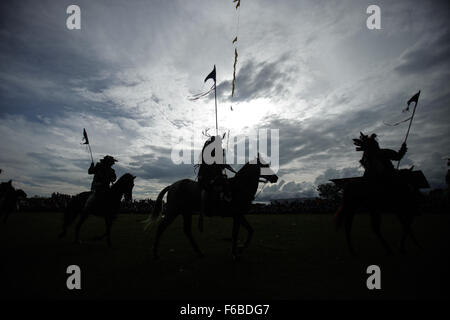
[240,215,254,250]
[231,216,241,260]
[74,212,88,244]
[2,211,9,223]
[105,216,113,247]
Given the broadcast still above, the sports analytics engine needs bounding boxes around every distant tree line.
[17,183,449,215]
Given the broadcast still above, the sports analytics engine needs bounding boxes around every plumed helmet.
[352,132,379,151]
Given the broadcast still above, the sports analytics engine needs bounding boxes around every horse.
[143,156,278,260]
[335,133,424,255]
[0,180,27,223]
[58,173,135,247]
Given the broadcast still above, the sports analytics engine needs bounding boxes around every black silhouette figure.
[58,172,135,247]
[356,133,407,179]
[197,136,236,232]
[85,155,117,212]
[0,180,27,223]
[334,132,427,255]
[143,155,278,260]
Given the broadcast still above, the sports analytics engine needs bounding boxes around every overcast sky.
[0,0,449,200]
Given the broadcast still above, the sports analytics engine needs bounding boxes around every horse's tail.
[334,203,345,230]
[59,192,89,238]
[334,185,348,230]
[143,185,171,231]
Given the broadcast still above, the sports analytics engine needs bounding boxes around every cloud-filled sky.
[0,0,449,200]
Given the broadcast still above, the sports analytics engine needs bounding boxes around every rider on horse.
[84,155,117,212]
[353,132,407,183]
[197,136,236,230]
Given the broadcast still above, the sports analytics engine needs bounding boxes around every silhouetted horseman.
[143,155,278,260]
[335,132,425,255]
[85,155,117,212]
[197,136,236,231]
[354,133,407,183]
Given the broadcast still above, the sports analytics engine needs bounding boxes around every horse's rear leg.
[345,213,357,256]
[59,211,74,238]
[74,212,88,244]
[105,216,113,247]
[399,214,421,253]
[232,216,241,260]
[370,211,392,255]
[239,215,254,250]
[183,213,203,257]
[153,211,176,259]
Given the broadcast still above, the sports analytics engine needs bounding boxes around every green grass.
[0,211,449,299]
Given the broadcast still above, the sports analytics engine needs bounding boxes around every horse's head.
[353,132,379,153]
[0,180,14,195]
[114,173,136,202]
[237,153,278,184]
[16,189,27,199]
[257,153,278,183]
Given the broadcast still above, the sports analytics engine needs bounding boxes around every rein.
[254,179,268,200]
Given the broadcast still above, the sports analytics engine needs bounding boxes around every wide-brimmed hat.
[101,155,118,164]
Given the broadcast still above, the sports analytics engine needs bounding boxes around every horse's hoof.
[349,250,358,258]
[232,254,242,261]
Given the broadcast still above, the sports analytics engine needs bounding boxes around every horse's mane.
[117,173,134,182]
[111,173,134,190]
[236,161,259,177]
[0,180,15,194]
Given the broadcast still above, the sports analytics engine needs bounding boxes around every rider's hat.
[101,155,118,164]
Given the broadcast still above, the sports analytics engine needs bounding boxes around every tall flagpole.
[204,65,218,136]
[83,128,94,163]
[215,82,218,136]
[397,91,420,169]
[87,143,94,163]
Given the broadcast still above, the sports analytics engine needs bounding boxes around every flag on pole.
[204,65,216,83]
[386,90,422,126]
[82,128,89,144]
[232,48,238,97]
[405,90,421,111]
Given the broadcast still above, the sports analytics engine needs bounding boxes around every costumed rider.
[197,135,236,231]
[353,132,407,182]
[84,155,117,212]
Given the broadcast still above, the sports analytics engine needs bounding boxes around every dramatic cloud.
[1,0,449,200]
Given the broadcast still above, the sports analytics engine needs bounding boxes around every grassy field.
[0,211,449,300]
